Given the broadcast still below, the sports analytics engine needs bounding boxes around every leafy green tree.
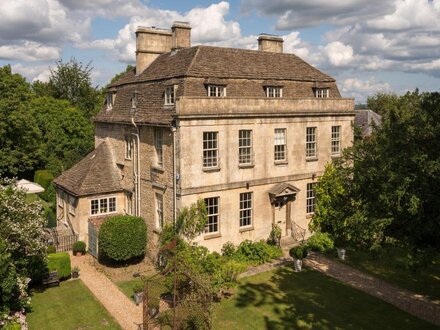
[366,92,399,116]
[29,96,94,175]
[48,58,102,118]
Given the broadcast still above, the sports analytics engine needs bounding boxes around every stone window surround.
[331,125,341,157]
[274,128,287,164]
[155,192,163,229]
[164,86,175,105]
[154,128,163,167]
[306,183,316,214]
[238,129,253,167]
[204,196,220,236]
[315,88,329,98]
[266,86,283,98]
[90,196,117,216]
[306,127,317,160]
[239,192,253,228]
[207,85,226,97]
[202,131,220,170]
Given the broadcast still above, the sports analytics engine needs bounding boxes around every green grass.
[116,276,167,305]
[213,265,438,330]
[28,280,120,330]
[327,246,440,303]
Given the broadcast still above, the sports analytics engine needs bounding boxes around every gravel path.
[304,252,440,326]
[71,254,143,329]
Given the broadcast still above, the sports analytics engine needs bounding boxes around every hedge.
[98,215,147,262]
[34,170,55,203]
[47,252,71,279]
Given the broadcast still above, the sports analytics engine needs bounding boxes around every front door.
[273,199,288,236]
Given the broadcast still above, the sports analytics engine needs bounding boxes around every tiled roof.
[110,45,335,87]
[355,109,382,136]
[53,141,123,196]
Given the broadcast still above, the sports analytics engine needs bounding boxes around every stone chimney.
[171,21,191,50]
[258,34,284,53]
[135,27,172,75]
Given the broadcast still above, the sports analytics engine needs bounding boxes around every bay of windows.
[90,197,116,215]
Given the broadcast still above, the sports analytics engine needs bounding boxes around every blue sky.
[1,0,439,103]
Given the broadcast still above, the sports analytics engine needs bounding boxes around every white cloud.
[0,42,60,62]
[341,77,391,102]
[241,0,395,29]
[11,64,51,82]
[322,42,354,67]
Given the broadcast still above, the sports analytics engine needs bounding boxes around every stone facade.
[53,21,355,257]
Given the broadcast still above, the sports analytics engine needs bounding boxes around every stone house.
[53,21,355,256]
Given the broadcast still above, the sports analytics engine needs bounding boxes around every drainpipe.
[131,117,141,217]
[171,124,177,224]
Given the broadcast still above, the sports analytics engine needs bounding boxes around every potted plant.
[71,266,80,278]
[72,241,86,256]
[289,245,309,272]
[132,283,144,306]
[334,237,347,260]
[269,224,282,247]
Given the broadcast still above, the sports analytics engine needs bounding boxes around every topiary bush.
[289,245,309,260]
[47,252,71,279]
[34,170,54,203]
[305,232,334,253]
[72,241,86,255]
[98,215,147,262]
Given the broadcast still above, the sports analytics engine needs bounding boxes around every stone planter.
[133,292,143,305]
[337,248,346,260]
[293,259,303,272]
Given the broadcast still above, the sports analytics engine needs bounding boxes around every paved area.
[304,252,440,326]
[71,254,143,329]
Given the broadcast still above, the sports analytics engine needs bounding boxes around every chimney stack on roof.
[258,34,284,53]
[135,21,192,75]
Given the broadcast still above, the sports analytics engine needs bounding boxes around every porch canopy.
[268,183,300,203]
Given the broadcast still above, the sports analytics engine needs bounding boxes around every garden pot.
[293,259,302,272]
[337,248,346,260]
[72,271,79,279]
[133,292,143,305]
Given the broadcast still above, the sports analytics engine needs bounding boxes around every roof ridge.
[186,46,201,77]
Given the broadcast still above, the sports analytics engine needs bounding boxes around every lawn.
[116,275,166,304]
[326,246,440,303]
[213,265,438,330]
[27,280,120,330]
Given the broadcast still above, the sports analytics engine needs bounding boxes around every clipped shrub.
[73,241,86,255]
[47,252,71,279]
[234,240,282,265]
[44,208,56,228]
[47,245,56,254]
[99,215,147,262]
[305,232,334,253]
[34,170,54,203]
[289,246,309,260]
[221,242,236,257]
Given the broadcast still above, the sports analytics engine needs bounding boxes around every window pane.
[204,197,219,233]
[239,130,252,165]
[203,132,218,168]
[306,183,316,213]
[239,192,252,227]
[91,200,99,215]
[109,197,116,212]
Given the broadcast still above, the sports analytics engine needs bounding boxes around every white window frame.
[106,92,114,110]
[90,196,117,216]
[207,85,226,97]
[165,86,175,105]
[266,86,282,98]
[238,130,253,166]
[274,128,287,162]
[239,192,253,228]
[306,183,317,214]
[131,91,138,109]
[155,193,163,229]
[204,197,220,234]
[154,129,163,166]
[203,131,219,168]
[315,88,329,98]
[331,126,341,157]
[306,127,317,159]
[125,136,133,160]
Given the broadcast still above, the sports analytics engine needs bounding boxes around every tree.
[0,178,47,323]
[0,66,44,177]
[366,92,399,116]
[48,58,102,118]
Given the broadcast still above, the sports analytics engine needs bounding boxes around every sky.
[0,0,439,103]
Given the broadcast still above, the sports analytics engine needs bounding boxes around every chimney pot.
[171,21,191,50]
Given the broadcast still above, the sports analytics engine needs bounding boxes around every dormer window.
[165,86,175,105]
[131,91,138,109]
[208,85,226,97]
[266,86,282,98]
[106,92,115,110]
[315,88,329,98]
